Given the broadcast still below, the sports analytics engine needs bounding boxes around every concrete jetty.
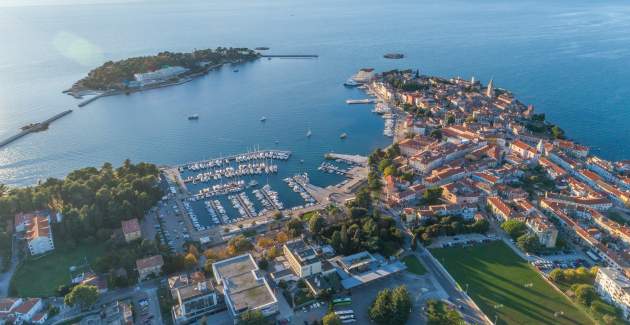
[325,153,368,166]
[0,110,73,149]
[261,54,319,58]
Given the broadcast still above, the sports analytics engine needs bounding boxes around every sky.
[0,0,145,8]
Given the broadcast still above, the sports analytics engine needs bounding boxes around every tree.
[286,218,304,238]
[574,284,597,306]
[238,310,270,325]
[549,268,565,283]
[368,286,411,325]
[322,312,341,325]
[501,220,527,239]
[446,114,455,125]
[203,259,214,276]
[391,286,412,324]
[517,234,540,253]
[227,235,254,256]
[275,231,289,243]
[368,288,393,325]
[184,253,198,270]
[64,284,99,310]
[551,125,565,139]
[425,300,465,325]
[0,183,8,197]
[309,214,326,235]
[422,188,443,205]
[378,159,393,173]
[350,207,368,219]
[430,129,442,140]
[256,237,274,249]
[383,165,397,177]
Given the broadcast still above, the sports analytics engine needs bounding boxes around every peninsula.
[64,47,260,100]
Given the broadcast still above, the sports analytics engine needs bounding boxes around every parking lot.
[142,194,189,254]
[132,287,163,325]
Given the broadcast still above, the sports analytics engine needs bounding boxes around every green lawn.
[402,255,427,275]
[431,241,594,325]
[12,241,107,297]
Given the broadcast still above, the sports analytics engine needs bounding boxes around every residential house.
[121,218,141,242]
[136,255,164,280]
[26,216,54,256]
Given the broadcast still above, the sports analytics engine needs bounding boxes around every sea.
[1,0,629,194]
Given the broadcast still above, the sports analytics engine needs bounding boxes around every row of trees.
[549,266,598,286]
[412,215,489,247]
[425,300,465,325]
[368,286,412,325]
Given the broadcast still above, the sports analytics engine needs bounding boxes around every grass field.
[402,255,427,275]
[431,241,594,325]
[12,241,107,297]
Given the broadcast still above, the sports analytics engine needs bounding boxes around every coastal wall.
[0,110,72,149]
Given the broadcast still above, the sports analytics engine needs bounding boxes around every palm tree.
[0,183,8,197]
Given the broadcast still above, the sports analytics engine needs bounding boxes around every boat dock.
[346,99,376,104]
[0,109,73,149]
[177,150,291,170]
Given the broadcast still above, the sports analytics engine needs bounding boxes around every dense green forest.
[72,47,259,91]
[0,160,163,247]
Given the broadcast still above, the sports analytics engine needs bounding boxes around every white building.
[283,240,322,278]
[26,216,54,256]
[133,66,189,86]
[212,254,278,322]
[594,267,630,320]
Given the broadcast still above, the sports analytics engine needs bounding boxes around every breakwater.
[0,110,73,149]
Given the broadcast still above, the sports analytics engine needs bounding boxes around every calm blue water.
[1,0,630,188]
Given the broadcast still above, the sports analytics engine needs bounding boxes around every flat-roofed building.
[212,254,278,322]
[330,251,407,290]
[170,273,220,324]
[594,267,630,320]
[283,239,322,278]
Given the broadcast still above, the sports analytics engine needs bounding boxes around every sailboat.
[307,128,312,137]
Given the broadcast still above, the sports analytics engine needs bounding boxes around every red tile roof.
[121,218,141,235]
[136,255,164,270]
[12,298,40,315]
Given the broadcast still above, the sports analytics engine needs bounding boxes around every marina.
[161,148,369,243]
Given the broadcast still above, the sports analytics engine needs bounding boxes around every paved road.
[0,235,19,297]
[414,247,490,325]
[382,207,491,325]
[48,280,161,325]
